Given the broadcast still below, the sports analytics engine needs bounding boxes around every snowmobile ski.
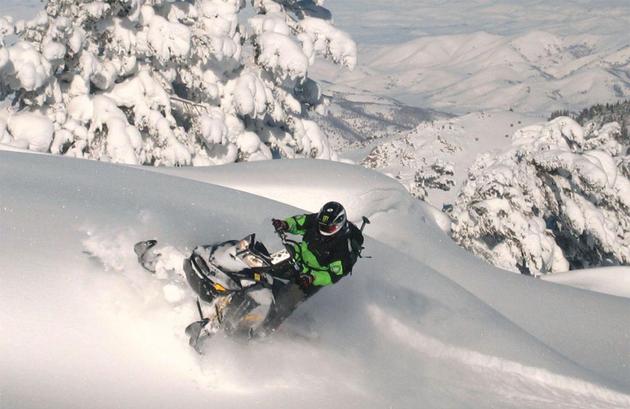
[133,239,159,273]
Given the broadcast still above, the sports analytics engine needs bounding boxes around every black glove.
[272,218,289,232]
[296,274,314,290]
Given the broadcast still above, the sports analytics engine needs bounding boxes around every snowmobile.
[134,230,301,351]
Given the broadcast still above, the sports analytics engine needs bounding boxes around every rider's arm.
[284,214,309,236]
[305,260,345,287]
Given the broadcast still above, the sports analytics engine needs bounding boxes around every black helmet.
[317,201,347,236]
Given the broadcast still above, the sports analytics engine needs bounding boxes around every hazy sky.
[1,0,630,45]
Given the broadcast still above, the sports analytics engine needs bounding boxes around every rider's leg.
[263,283,306,332]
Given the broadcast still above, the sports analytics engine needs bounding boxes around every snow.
[0,0,353,166]
[451,116,630,274]
[325,1,630,45]
[236,131,265,156]
[3,151,630,409]
[316,29,630,115]
[145,158,630,385]
[228,71,270,118]
[1,41,51,91]
[41,40,65,61]
[299,17,357,70]
[2,1,630,406]
[543,267,630,299]
[256,32,309,79]
[146,14,191,62]
[6,111,53,152]
[361,110,539,207]
[310,11,630,116]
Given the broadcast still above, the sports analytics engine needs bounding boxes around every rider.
[265,201,364,330]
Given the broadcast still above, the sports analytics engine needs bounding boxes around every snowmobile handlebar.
[274,229,299,254]
[274,227,293,244]
[273,228,302,273]
[360,216,371,232]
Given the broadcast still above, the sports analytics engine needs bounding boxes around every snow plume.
[0,0,355,164]
[82,227,190,306]
[451,117,630,275]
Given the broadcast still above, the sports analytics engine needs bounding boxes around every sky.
[2,0,630,46]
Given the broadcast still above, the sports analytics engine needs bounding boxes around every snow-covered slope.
[543,267,630,299]
[145,156,630,386]
[319,31,630,115]
[0,0,39,21]
[3,152,630,408]
[311,88,444,152]
[144,157,444,248]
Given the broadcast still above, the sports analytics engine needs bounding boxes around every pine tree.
[0,0,356,165]
[451,117,630,274]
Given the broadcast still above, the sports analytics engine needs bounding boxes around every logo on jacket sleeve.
[330,262,342,275]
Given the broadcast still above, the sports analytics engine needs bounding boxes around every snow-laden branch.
[451,117,630,275]
[0,0,354,165]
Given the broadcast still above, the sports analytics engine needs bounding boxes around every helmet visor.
[319,222,342,236]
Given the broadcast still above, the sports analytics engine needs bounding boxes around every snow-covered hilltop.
[3,151,630,408]
[327,0,630,50]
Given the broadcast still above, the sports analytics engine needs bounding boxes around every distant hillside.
[322,30,630,115]
[311,89,445,151]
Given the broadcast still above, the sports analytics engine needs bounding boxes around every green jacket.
[284,213,363,287]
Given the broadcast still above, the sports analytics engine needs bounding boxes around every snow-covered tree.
[0,0,356,165]
[451,117,630,275]
[362,132,457,200]
[410,159,455,199]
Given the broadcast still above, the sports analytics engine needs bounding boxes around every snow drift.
[2,151,630,409]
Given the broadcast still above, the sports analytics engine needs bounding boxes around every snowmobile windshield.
[243,253,266,268]
[236,235,270,267]
[237,237,252,252]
